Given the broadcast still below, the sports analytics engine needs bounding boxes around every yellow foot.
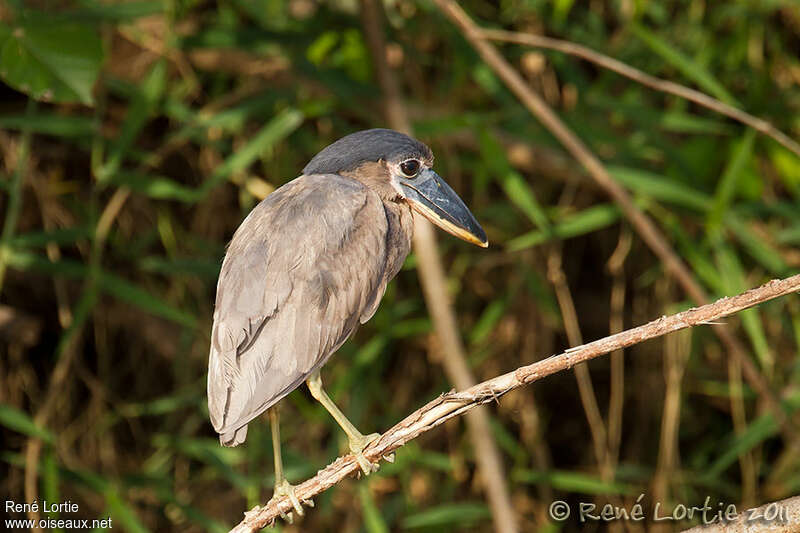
[270,479,309,523]
[349,432,381,476]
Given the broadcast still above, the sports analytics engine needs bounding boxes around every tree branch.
[358,2,518,531]
[480,29,800,159]
[230,274,800,532]
[431,0,796,443]
[679,495,800,533]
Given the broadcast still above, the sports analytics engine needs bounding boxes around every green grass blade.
[609,166,711,212]
[501,171,550,231]
[714,244,772,369]
[105,488,150,533]
[507,204,621,251]
[707,130,756,239]
[725,214,788,276]
[201,107,303,194]
[359,483,390,533]
[402,503,491,529]
[0,112,94,137]
[469,297,508,345]
[513,469,635,495]
[630,24,738,106]
[98,60,167,181]
[108,172,202,203]
[705,414,778,478]
[6,249,196,327]
[0,403,54,443]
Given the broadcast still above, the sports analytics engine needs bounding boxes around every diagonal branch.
[230,274,800,532]
[480,29,800,159]
[431,0,796,442]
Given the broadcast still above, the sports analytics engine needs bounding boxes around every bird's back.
[207,173,412,445]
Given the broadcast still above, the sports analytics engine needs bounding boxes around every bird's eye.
[400,159,420,177]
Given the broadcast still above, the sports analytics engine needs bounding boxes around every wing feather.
[207,174,407,445]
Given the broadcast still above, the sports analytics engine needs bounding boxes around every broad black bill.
[399,169,488,248]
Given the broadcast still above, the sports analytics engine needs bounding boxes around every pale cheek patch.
[389,174,406,199]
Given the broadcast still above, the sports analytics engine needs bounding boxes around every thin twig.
[431,0,795,443]
[480,29,800,159]
[358,1,518,532]
[230,274,800,531]
[605,227,631,478]
[546,249,608,468]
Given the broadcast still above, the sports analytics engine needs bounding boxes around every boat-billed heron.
[208,128,487,517]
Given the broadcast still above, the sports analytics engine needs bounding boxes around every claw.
[349,432,381,475]
[270,479,304,522]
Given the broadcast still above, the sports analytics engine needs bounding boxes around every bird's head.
[303,128,488,248]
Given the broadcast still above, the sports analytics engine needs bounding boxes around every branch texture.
[230,274,800,532]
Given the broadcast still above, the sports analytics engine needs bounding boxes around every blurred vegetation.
[2,0,800,531]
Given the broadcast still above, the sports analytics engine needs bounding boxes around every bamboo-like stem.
[358,1,518,532]
[230,274,800,532]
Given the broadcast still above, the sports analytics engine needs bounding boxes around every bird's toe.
[349,432,381,475]
[271,479,304,520]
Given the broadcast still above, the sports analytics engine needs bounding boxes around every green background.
[2,0,800,531]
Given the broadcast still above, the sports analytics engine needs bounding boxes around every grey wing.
[207,174,397,445]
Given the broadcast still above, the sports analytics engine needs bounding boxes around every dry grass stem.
[358,1,518,531]
[431,0,793,443]
[480,29,800,159]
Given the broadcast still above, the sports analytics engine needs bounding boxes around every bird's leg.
[268,407,306,522]
[306,370,380,475]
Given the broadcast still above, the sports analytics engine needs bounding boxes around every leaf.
[725,215,787,276]
[10,227,92,248]
[105,489,150,533]
[469,297,508,345]
[403,503,491,529]
[501,171,550,231]
[609,166,711,212]
[513,469,635,495]
[707,130,756,239]
[201,107,304,194]
[0,403,54,443]
[5,249,197,328]
[108,172,203,204]
[631,24,738,106]
[72,0,165,21]
[43,449,60,519]
[97,271,197,328]
[0,17,103,105]
[359,484,389,533]
[714,244,772,369]
[0,112,94,137]
[705,414,778,478]
[507,204,621,251]
[98,60,168,181]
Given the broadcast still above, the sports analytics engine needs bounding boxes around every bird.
[207,128,487,518]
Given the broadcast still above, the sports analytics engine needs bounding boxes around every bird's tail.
[220,424,248,447]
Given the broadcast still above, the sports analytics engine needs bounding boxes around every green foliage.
[0,14,103,104]
[1,0,799,531]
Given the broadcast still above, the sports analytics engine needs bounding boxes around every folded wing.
[207,174,397,445]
